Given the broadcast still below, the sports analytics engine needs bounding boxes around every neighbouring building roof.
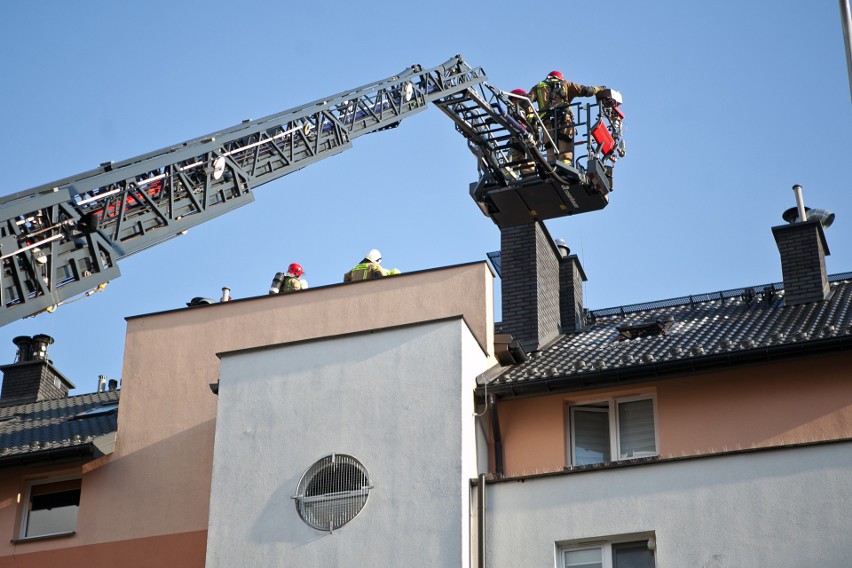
[0,390,119,467]
[489,272,852,396]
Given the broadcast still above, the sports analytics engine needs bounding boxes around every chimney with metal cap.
[772,184,833,306]
[0,335,76,405]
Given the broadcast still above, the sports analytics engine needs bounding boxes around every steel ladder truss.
[432,84,625,228]
[0,56,487,327]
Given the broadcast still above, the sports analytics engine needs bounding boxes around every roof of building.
[0,390,119,467]
[488,272,852,397]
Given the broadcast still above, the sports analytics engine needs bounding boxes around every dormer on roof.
[616,316,674,340]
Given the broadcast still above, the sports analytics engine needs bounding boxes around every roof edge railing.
[588,271,852,319]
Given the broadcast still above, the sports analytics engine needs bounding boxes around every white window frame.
[568,394,659,466]
[18,475,82,540]
[558,538,656,568]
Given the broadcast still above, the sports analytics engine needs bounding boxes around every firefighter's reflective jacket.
[529,79,598,117]
[269,272,304,294]
[343,261,390,283]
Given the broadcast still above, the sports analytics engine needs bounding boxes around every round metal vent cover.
[294,454,371,532]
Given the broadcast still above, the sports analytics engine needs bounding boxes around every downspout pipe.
[478,473,487,568]
[488,394,504,475]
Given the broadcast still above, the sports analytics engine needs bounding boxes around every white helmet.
[366,249,382,263]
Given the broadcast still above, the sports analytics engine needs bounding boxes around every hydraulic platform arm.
[432,83,626,228]
[0,56,487,327]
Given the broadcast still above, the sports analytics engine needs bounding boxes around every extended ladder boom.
[0,56,486,327]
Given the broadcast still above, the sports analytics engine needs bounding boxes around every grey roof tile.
[493,273,852,390]
[0,390,119,464]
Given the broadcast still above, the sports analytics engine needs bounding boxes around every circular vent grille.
[294,454,371,532]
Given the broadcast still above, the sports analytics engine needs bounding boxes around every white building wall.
[206,318,488,567]
[483,441,852,567]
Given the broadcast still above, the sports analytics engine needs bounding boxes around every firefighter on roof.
[343,249,400,282]
[269,263,308,294]
[528,71,605,166]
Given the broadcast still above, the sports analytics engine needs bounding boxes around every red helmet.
[547,70,564,81]
[288,263,304,278]
[510,89,528,96]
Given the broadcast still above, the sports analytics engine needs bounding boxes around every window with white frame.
[20,477,82,539]
[560,539,655,568]
[569,395,658,466]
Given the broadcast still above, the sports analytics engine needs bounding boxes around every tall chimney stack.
[499,222,587,353]
[0,335,75,405]
[772,185,833,306]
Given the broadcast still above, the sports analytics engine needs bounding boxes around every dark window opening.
[23,478,81,538]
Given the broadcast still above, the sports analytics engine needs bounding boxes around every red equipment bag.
[591,120,615,156]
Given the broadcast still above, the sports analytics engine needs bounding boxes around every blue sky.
[1,1,850,394]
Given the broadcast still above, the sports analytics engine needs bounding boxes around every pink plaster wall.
[493,352,852,476]
[657,354,852,456]
[78,263,494,543]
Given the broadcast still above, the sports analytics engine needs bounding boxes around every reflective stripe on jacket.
[343,261,390,282]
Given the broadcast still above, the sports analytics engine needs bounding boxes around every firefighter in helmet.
[528,70,605,166]
[343,249,400,282]
[269,262,308,294]
[506,88,538,177]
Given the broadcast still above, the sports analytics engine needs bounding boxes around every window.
[569,395,657,466]
[560,540,655,568]
[20,477,81,539]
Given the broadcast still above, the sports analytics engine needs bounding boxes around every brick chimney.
[771,185,833,306]
[499,221,587,352]
[0,335,75,405]
[559,248,588,333]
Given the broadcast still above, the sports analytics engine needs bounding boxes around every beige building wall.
[492,351,852,476]
[0,263,494,566]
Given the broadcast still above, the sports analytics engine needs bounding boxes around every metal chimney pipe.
[31,334,54,361]
[792,184,808,223]
[220,287,231,302]
[12,336,33,362]
[98,375,107,392]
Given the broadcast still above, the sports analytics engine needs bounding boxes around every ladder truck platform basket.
[470,159,612,228]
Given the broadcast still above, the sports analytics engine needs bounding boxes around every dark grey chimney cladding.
[560,254,587,333]
[500,221,587,353]
[772,219,831,306]
[0,335,75,405]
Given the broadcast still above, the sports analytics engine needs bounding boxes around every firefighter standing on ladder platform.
[528,71,606,166]
[507,89,538,178]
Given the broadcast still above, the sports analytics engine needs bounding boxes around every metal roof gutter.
[0,443,96,469]
[480,334,852,400]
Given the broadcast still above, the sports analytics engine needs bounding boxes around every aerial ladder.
[0,55,625,328]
